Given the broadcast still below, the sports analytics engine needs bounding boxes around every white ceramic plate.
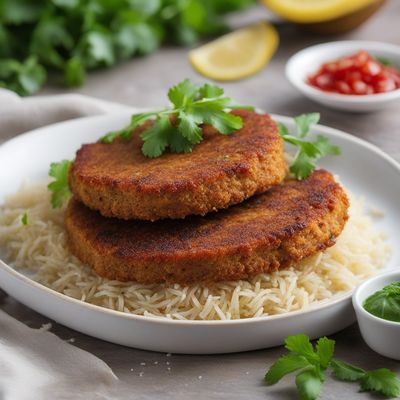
[0,112,399,354]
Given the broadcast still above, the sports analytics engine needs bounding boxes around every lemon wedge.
[262,0,377,23]
[189,22,279,81]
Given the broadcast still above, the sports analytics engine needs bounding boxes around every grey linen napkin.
[0,310,118,400]
[0,88,131,142]
[0,89,135,400]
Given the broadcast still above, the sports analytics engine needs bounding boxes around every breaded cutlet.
[68,110,287,221]
[65,170,349,285]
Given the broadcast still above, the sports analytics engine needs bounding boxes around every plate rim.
[0,111,399,327]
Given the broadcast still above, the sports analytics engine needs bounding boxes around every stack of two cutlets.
[65,110,349,285]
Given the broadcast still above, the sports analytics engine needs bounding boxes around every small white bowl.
[286,41,400,112]
[353,270,400,360]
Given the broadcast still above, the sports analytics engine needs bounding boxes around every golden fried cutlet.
[65,170,349,285]
[68,110,287,221]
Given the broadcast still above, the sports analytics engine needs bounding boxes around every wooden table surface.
[1,2,400,399]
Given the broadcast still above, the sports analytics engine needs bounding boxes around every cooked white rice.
[0,183,390,320]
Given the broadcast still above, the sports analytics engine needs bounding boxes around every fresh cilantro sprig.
[279,113,341,179]
[0,0,256,95]
[265,334,333,399]
[331,360,400,398]
[265,334,400,399]
[48,160,72,208]
[100,79,254,158]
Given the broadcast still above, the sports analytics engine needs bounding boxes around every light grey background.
[1,1,400,398]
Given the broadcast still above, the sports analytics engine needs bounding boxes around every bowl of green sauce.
[353,270,400,360]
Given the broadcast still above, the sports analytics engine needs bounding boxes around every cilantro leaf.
[140,116,171,158]
[169,133,193,153]
[115,22,161,59]
[17,56,46,95]
[295,368,324,400]
[315,337,335,369]
[189,103,243,134]
[360,369,400,398]
[1,0,44,24]
[290,152,316,180]
[199,83,224,98]
[100,112,157,143]
[0,25,13,58]
[21,212,28,226]
[48,160,72,208]
[278,122,290,137]
[84,29,115,67]
[30,17,73,69]
[265,334,326,400]
[100,130,121,144]
[123,113,159,139]
[168,79,199,108]
[207,110,243,134]
[279,134,320,157]
[181,0,207,31]
[177,111,203,144]
[102,79,251,158]
[64,57,85,87]
[279,113,341,180]
[114,25,138,60]
[53,0,80,8]
[295,113,320,138]
[313,135,341,157]
[127,0,161,17]
[265,353,310,385]
[331,359,365,382]
[0,56,46,96]
[284,334,318,364]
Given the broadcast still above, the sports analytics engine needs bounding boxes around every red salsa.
[307,50,400,95]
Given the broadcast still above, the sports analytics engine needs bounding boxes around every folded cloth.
[0,88,132,143]
[0,310,118,400]
[0,90,131,400]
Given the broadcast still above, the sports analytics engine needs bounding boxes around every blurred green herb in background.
[0,0,256,95]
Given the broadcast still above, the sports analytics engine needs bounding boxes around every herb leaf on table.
[265,333,400,399]
[265,335,333,400]
[360,369,400,398]
[330,359,365,381]
[296,368,324,400]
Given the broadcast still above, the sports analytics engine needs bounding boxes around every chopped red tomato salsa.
[307,50,400,95]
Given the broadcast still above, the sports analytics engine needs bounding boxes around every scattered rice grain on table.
[0,182,391,320]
